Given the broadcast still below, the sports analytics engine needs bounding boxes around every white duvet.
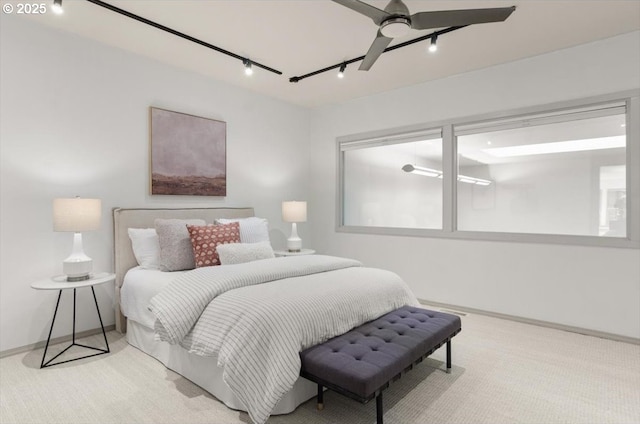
[149,255,418,424]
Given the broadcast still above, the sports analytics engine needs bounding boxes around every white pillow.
[216,217,269,243]
[127,228,161,270]
[216,242,275,265]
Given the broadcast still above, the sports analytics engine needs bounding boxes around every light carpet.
[1,310,638,424]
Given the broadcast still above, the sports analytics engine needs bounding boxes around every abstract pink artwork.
[150,107,226,196]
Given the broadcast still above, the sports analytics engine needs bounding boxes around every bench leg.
[446,340,452,373]
[376,391,384,424]
[317,384,324,410]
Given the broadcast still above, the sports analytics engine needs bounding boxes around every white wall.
[309,32,640,338]
[0,17,310,352]
[1,17,638,354]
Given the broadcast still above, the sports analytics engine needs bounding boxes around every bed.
[113,207,418,424]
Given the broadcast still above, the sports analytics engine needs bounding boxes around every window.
[455,103,627,237]
[341,130,443,229]
[337,92,638,248]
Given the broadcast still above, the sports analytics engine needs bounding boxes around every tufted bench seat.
[300,306,462,424]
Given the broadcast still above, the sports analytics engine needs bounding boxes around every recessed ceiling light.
[484,136,625,157]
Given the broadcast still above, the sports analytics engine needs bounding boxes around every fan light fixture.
[52,0,63,14]
[402,164,491,186]
[428,35,438,53]
[337,63,347,79]
[312,0,516,75]
[380,17,411,38]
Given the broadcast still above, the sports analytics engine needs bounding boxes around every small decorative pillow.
[187,222,241,267]
[216,241,275,265]
[127,228,161,270]
[216,217,269,243]
[155,218,206,271]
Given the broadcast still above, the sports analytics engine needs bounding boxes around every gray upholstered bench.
[299,306,462,424]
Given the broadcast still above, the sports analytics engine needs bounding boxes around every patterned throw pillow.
[187,222,241,267]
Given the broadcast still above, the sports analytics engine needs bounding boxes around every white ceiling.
[17,0,640,108]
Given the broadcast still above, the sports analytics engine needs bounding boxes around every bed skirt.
[125,320,317,415]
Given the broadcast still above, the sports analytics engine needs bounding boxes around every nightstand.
[274,249,316,257]
[31,272,115,368]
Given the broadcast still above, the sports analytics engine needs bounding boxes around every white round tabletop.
[31,272,115,290]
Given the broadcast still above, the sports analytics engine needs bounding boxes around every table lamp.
[282,201,307,252]
[53,197,102,281]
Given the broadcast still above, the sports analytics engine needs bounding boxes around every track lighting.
[337,63,347,79]
[290,26,464,83]
[84,1,282,77]
[428,35,437,53]
[52,0,63,14]
[244,60,253,76]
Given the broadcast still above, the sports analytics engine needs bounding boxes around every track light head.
[243,59,253,76]
[337,63,347,79]
[428,35,438,53]
[52,0,63,14]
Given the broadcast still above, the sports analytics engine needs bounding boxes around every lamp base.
[63,258,93,282]
[286,239,302,252]
[287,223,302,252]
[62,233,93,282]
[66,274,91,282]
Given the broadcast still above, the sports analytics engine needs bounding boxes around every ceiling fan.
[332,0,516,70]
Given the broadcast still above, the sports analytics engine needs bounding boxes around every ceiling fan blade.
[411,6,516,30]
[359,31,393,71]
[332,0,391,25]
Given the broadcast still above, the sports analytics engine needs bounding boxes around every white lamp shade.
[282,201,307,223]
[53,198,102,232]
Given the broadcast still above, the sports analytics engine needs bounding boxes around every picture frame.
[149,107,226,196]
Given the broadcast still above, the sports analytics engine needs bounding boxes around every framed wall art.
[150,107,226,196]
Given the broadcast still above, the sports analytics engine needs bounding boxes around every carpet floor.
[1,310,638,424]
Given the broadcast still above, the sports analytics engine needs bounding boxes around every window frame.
[336,90,640,249]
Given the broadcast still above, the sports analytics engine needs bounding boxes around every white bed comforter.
[149,255,418,424]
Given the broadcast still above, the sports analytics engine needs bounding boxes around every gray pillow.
[155,218,205,271]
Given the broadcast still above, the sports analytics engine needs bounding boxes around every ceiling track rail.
[85,0,283,76]
[289,25,467,83]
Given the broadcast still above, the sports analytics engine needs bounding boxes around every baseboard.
[418,298,640,345]
[3,303,637,357]
[0,325,116,359]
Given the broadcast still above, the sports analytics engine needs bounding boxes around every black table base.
[40,286,110,368]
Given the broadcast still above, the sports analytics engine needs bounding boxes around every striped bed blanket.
[149,255,418,424]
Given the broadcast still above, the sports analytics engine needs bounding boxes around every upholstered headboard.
[112,207,255,333]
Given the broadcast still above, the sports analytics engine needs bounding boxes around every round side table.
[31,272,115,368]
